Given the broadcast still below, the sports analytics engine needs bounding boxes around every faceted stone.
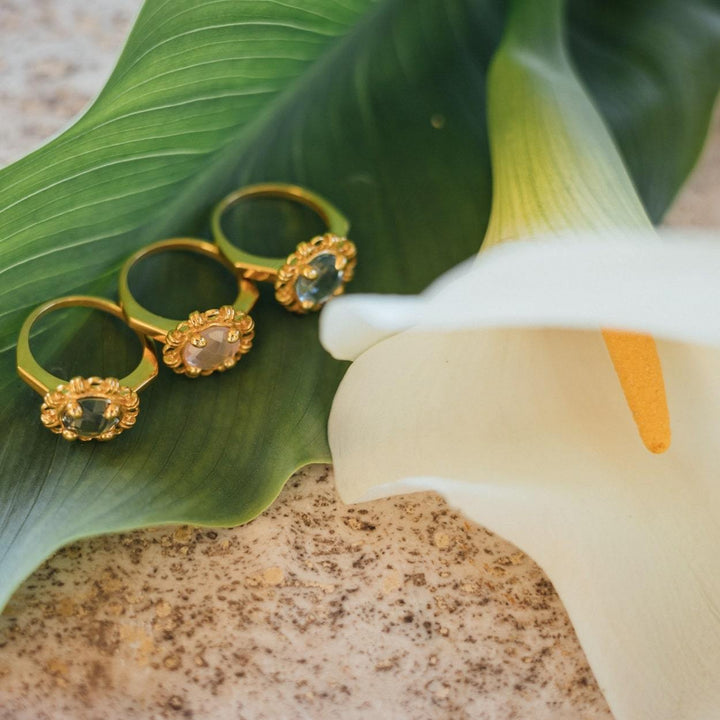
[61,396,119,438]
[182,324,240,371]
[295,253,343,308]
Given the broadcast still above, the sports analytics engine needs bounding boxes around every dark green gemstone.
[61,397,119,438]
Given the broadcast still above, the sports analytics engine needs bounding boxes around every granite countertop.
[0,2,718,718]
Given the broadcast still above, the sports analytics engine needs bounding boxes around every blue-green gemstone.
[295,253,343,308]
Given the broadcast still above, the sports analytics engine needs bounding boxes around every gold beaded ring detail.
[211,183,357,314]
[16,295,158,442]
[118,238,259,378]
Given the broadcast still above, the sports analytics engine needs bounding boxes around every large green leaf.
[0,0,718,609]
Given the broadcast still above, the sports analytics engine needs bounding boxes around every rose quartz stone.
[182,325,239,371]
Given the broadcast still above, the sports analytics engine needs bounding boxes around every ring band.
[211,183,357,313]
[16,295,158,442]
[118,238,258,377]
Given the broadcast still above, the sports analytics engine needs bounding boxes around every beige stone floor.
[0,2,717,719]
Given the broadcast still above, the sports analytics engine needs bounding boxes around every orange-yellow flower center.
[602,330,671,454]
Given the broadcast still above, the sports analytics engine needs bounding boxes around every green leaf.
[0,0,718,609]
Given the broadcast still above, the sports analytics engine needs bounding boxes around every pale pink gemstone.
[182,325,240,370]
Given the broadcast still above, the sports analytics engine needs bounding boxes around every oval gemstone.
[182,325,240,371]
[295,253,343,308]
[61,396,119,438]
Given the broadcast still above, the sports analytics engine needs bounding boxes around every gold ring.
[211,183,357,313]
[16,295,158,442]
[118,238,259,377]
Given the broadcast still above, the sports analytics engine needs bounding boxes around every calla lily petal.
[321,231,720,361]
[322,230,720,720]
[325,312,720,720]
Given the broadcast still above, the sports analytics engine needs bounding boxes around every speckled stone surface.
[1,467,613,720]
[0,0,140,166]
[0,2,718,719]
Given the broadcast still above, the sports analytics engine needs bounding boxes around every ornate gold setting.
[275,234,357,313]
[162,305,254,377]
[40,376,140,442]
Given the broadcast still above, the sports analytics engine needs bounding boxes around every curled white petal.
[320,230,720,360]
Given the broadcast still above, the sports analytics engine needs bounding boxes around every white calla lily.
[321,232,720,720]
[320,0,720,718]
